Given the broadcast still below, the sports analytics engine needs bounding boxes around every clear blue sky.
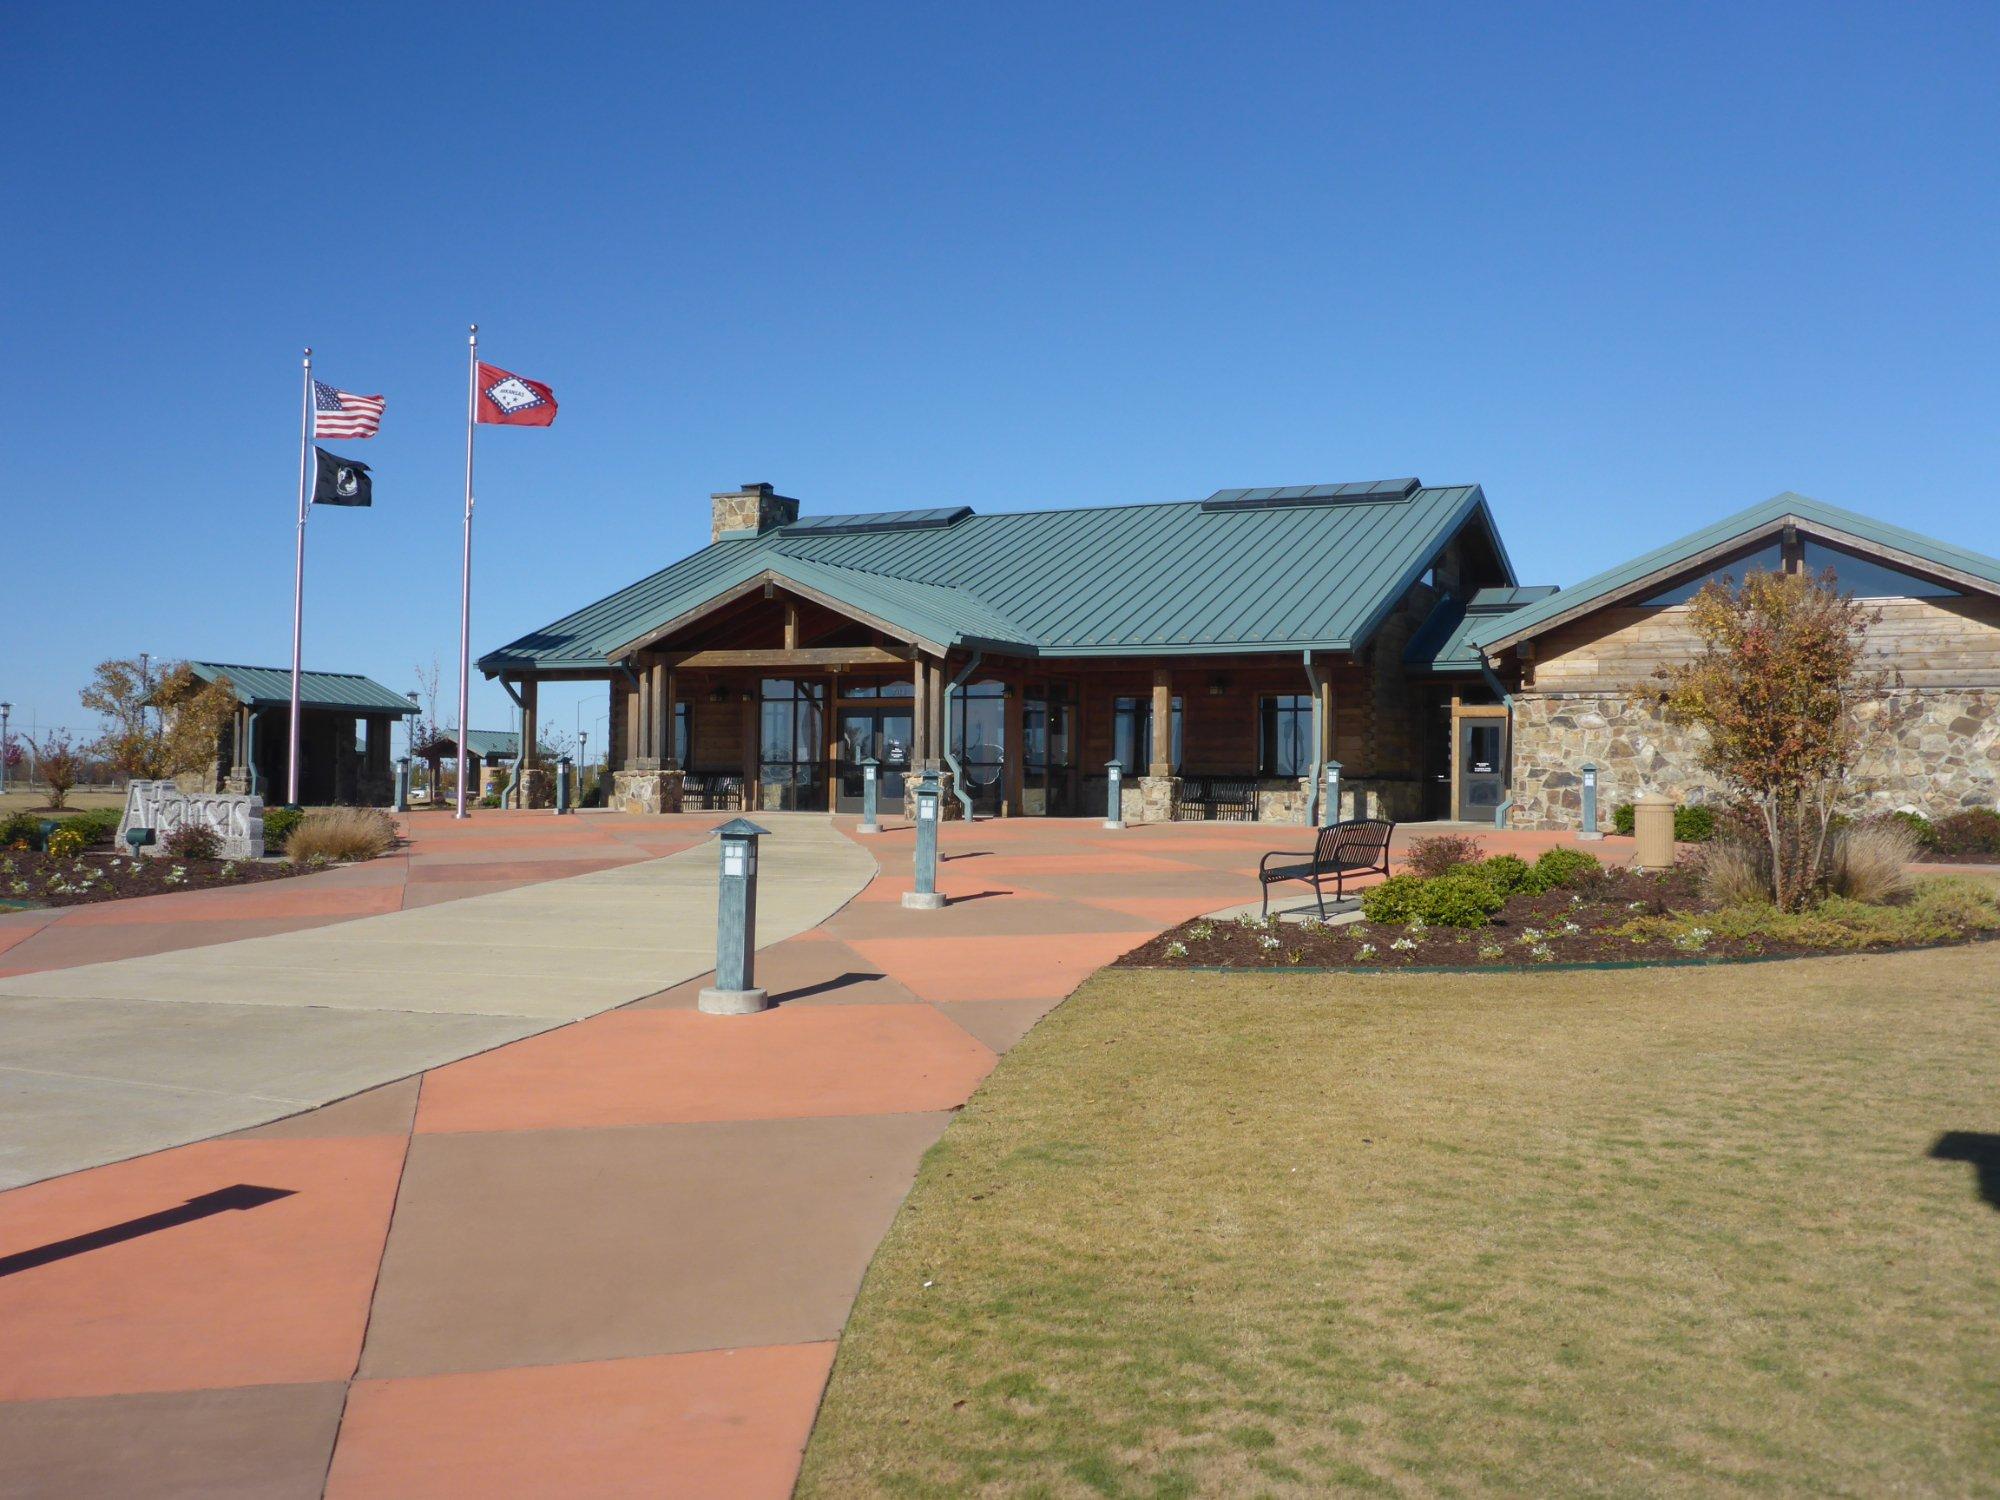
[7,2,1997,750]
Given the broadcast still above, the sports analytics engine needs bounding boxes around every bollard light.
[858,756,882,834]
[555,756,573,816]
[903,769,946,909]
[1578,762,1603,840]
[698,817,771,1014]
[1103,760,1126,831]
[394,757,411,813]
[124,826,155,860]
[1321,759,1343,828]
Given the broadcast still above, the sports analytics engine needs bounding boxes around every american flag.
[313,380,386,438]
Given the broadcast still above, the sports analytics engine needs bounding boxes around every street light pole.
[0,702,11,798]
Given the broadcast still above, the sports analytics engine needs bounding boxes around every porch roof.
[480,481,1512,674]
[1404,587,1560,674]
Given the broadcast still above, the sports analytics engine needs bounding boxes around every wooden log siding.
[1525,594,2000,694]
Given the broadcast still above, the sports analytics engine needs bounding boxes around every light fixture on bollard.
[903,769,946,909]
[555,756,573,816]
[1103,760,1125,830]
[123,826,155,860]
[1578,762,1604,840]
[1320,759,1343,827]
[858,756,881,835]
[394,757,411,813]
[698,818,772,1015]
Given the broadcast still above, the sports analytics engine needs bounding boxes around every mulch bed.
[0,849,308,909]
[1115,864,1988,971]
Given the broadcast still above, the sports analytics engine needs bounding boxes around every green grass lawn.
[0,789,125,816]
[800,945,2000,1497]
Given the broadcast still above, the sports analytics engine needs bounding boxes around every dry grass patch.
[284,806,396,863]
[800,947,2000,1497]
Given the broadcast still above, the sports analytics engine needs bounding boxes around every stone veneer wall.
[1510,689,2000,830]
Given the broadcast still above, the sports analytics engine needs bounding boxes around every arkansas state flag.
[475,362,558,426]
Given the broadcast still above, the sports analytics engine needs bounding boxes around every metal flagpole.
[455,325,477,818]
[288,348,312,806]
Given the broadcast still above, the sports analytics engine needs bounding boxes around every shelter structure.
[185,662,413,807]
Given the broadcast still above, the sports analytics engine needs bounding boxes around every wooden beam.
[1149,668,1172,777]
[783,600,799,650]
[912,656,930,764]
[648,659,668,765]
[661,646,915,670]
[663,668,679,768]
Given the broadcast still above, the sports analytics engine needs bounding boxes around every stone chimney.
[711,482,800,543]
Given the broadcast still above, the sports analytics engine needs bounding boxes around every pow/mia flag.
[312,447,373,507]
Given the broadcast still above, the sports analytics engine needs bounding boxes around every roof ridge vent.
[780,506,973,537]
[1201,478,1421,513]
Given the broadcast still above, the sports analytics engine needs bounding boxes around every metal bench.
[1176,774,1259,822]
[1258,818,1396,917]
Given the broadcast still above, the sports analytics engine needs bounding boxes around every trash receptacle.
[1633,792,1677,870]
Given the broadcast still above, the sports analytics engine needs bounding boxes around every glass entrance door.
[836,709,913,813]
[1022,688,1078,815]
[1456,718,1508,821]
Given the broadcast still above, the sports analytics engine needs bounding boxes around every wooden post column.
[1149,668,1172,777]
[520,678,539,767]
[663,669,679,767]
[912,657,931,766]
[1003,681,1025,816]
[648,659,668,768]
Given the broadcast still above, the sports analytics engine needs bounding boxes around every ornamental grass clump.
[284,807,396,864]
[1827,819,1917,905]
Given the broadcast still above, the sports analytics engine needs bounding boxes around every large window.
[1640,542,1784,607]
[1258,694,1313,776]
[673,701,690,767]
[1113,695,1183,773]
[1802,539,1958,599]
[758,678,825,808]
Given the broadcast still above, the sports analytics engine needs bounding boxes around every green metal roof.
[187,662,416,715]
[459,729,519,758]
[1405,587,1559,674]
[1475,493,2000,655]
[481,482,1513,674]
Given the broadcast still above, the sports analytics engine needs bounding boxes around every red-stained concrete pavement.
[0,810,1614,1498]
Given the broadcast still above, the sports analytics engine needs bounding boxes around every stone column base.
[611,769,684,815]
[223,769,251,795]
[1138,775,1180,824]
[517,767,554,810]
[480,767,510,803]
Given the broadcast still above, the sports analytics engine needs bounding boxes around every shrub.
[1699,839,1772,907]
[1827,820,1916,904]
[0,812,40,847]
[1906,875,2000,934]
[1360,874,1428,925]
[58,808,120,845]
[1407,833,1484,879]
[46,827,87,858]
[480,793,502,809]
[1473,853,1535,897]
[1532,847,1601,890]
[262,806,303,853]
[1675,805,1717,842]
[1931,808,2000,857]
[1612,802,1714,841]
[1361,870,1507,928]
[162,823,222,860]
[285,807,395,864]
[1415,871,1507,928]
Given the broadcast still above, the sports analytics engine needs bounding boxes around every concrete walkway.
[0,813,873,1187]
[0,813,1603,1497]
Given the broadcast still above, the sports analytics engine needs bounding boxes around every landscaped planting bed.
[1117,844,2000,970]
[0,849,308,908]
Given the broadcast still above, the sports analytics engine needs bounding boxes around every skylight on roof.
[781,506,973,537]
[1200,479,1421,513]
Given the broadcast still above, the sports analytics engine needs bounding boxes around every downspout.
[499,677,526,809]
[941,651,982,821]
[1303,650,1323,826]
[1478,656,1516,829]
[245,710,261,799]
